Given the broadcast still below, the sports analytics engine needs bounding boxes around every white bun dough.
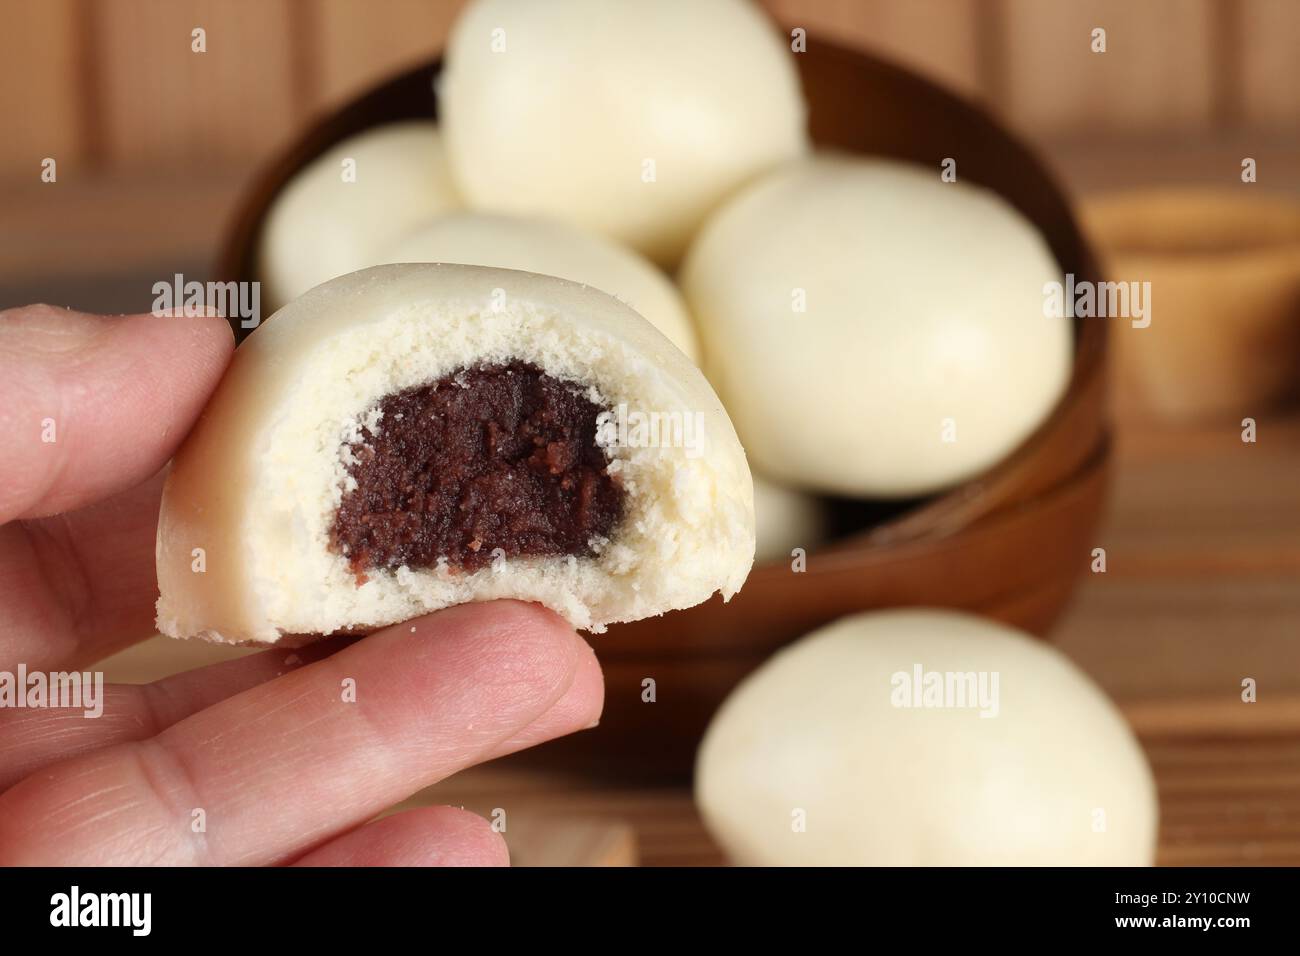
[696,609,1158,866]
[752,474,825,563]
[385,212,699,361]
[440,0,808,265]
[681,155,1073,498]
[257,122,461,309]
[157,264,754,644]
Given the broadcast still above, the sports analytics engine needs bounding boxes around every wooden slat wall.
[92,0,301,171]
[0,0,1296,183]
[763,0,985,97]
[312,0,464,108]
[997,0,1218,135]
[1,0,86,178]
[1238,0,1300,128]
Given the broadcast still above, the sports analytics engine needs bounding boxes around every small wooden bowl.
[217,39,1109,780]
[1082,189,1300,422]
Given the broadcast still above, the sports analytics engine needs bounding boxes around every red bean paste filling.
[330,362,624,579]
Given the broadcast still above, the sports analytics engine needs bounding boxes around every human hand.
[0,305,603,865]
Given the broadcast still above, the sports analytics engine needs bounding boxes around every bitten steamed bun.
[682,155,1073,498]
[258,122,461,308]
[440,0,808,265]
[157,264,754,644]
[385,212,699,361]
[696,609,1158,866]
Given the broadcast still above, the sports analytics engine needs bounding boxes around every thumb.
[0,305,234,522]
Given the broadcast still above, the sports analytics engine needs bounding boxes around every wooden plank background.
[1,0,1297,183]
